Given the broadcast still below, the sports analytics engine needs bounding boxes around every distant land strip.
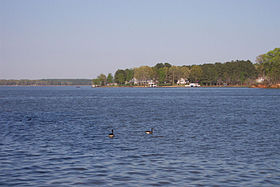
[91,48,280,88]
[0,79,92,86]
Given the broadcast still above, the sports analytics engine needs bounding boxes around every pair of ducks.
[108,128,153,138]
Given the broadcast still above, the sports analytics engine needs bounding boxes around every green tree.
[256,48,280,84]
[107,73,113,84]
[114,69,126,85]
[164,63,172,68]
[153,63,170,84]
[214,63,225,85]
[154,63,165,69]
[190,65,203,82]
[238,60,257,85]
[92,78,100,86]
[155,67,166,84]
[134,66,153,85]
[125,69,134,83]
[169,66,182,85]
[179,66,190,80]
[201,64,217,85]
[98,74,107,86]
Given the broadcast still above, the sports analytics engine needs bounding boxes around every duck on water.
[109,128,153,138]
[108,129,115,138]
[145,128,153,134]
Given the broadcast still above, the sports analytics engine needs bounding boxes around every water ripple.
[0,87,280,186]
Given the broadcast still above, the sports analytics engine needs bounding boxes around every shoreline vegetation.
[1,48,279,88]
[1,84,280,89]
[91,48,279,89]
[0,79,92,86]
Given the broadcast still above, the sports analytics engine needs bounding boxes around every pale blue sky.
[1,0,280,79]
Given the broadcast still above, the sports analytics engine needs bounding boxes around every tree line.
[93,48,280,86]
[93,61,258,86]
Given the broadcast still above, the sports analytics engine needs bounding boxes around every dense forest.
[0,79,92,86]
[93,48,280,87]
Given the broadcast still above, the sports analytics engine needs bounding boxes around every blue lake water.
[0,86,280,186]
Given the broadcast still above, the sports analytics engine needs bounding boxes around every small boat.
[185,83,200,87]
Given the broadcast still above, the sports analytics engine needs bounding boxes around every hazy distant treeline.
[93,48,280,86]
[0,79,92,86]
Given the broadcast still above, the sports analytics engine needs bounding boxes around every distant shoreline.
[1,84,279,88]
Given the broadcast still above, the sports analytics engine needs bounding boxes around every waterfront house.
[256,77,265,83]
[177,78,188,85]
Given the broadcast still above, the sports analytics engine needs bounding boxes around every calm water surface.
[0,87,280,186]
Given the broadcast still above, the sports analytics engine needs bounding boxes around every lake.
[0,86,279,186]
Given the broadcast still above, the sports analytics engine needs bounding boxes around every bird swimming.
[108,129,115,138]
[145,128,153,134]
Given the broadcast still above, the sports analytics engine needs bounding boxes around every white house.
[130,78,157,87]
[256,77,265,83]
[129,78,139,85]
[107,83,118,86]
[177,78,188,85]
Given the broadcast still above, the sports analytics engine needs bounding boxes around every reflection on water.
[0,87,280,186]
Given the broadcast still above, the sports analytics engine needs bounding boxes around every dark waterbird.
[108,129,115,138]
[145,128,153,134]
